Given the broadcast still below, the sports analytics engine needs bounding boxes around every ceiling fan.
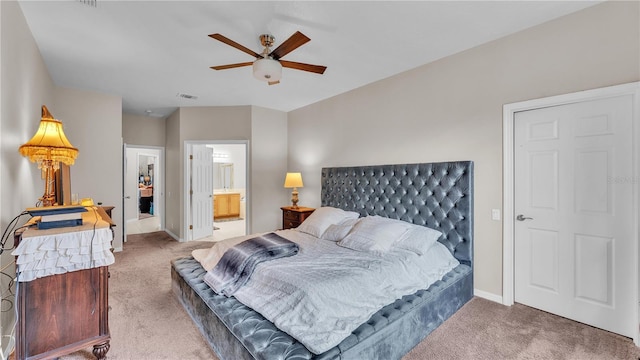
[209,31,327,85]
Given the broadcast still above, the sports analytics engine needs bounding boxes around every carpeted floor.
[62,231,216,360]
[60,231,639,360]
[404,298,640,360]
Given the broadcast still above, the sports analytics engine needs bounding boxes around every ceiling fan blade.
[269,31,310,60]
[209,33,262,59]
[268,81,280,86]
[210,62,253,70]
[280,60,327,74]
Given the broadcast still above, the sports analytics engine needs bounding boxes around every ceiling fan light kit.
[209,31,326,85]
[253,58,282,82]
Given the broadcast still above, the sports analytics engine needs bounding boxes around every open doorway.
[184,140,248,241]
[124,145,164,237]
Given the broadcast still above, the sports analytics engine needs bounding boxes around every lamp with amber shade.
[19,105,78,207]
[284,172,304,209]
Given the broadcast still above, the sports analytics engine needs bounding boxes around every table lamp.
[284,172,304,209]
[19,105,78,207]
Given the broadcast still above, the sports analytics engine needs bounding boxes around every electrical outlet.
[491,209,501,220]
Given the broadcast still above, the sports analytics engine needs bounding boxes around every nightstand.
[281,206,315,229]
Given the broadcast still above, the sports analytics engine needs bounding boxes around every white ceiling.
[18,1,601,118]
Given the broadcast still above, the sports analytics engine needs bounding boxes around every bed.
[171,160,474,360]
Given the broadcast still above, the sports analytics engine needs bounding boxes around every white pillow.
[394,224,443,255]
[320,218,360,242]
[338,216,412,255]
[296,207,360,238]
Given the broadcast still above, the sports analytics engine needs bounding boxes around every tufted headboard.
[321,161,473,266]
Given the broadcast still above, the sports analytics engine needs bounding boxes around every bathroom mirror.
[216,163,234,190]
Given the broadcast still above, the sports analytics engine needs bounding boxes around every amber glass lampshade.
[284,172,303,208]
[19,105,78,206]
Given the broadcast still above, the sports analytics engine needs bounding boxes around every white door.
[123,146,139,236]
[514,95,634,338]
[190,144,214,240]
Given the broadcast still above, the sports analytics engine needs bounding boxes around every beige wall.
[53,87,123,250]
[165,106,252,240]
[179,106,253,141]
[287,1,640,298]
[164,109,181,237]
[122,113,165,147]
[179,106,252,240]
[250,106,289,232]
[164,105,288,240]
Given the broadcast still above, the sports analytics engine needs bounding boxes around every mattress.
[172,255,473,360]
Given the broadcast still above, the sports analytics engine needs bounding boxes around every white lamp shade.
[284,172,303,188]
[253,58,282,82]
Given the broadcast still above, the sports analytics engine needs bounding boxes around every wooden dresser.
[13,209,114,360]
[281,206,315,229]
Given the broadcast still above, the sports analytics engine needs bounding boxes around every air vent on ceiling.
[176,93,198,100]
[77,0,97,7]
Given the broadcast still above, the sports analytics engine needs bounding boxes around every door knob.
[516,214,533,221]
[124,196,131,199]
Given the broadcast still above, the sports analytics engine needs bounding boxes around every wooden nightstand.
[281,206,315,229]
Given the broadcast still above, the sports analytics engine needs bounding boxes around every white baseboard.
[474,288,504,304]
[165,229,182,242]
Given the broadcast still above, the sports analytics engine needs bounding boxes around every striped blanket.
[203,232,299,296]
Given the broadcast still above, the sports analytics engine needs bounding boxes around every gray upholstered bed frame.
[171,161,474,360]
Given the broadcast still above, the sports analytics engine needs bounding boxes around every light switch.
[491,209,501,220]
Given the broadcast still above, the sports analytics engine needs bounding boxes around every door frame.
[184,140,250,241]
[122,144,165,242]
[502,82,640,345]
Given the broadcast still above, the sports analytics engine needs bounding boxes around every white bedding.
[192,229,459,354]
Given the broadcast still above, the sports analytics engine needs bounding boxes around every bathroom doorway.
[184,140,248,241]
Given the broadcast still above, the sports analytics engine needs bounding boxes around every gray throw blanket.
[203,232,299,296]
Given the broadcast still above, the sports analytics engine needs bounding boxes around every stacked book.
[26,205,87,230]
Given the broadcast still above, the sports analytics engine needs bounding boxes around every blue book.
[26,205,87,216]
[37,218,83,230]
